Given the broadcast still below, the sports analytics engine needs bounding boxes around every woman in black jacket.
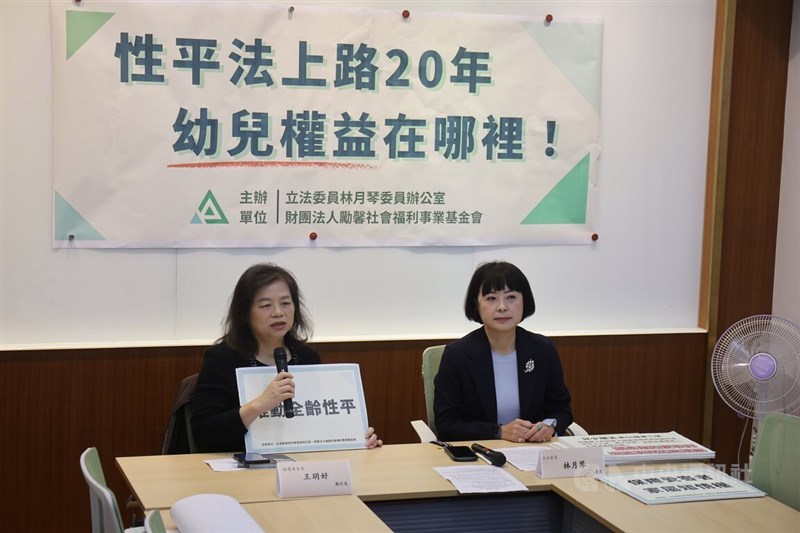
[192,263,382,452]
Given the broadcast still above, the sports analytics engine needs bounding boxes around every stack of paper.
[433,465,528,494]
[553,431,714,465]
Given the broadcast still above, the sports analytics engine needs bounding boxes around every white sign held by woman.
[236,363,369,453]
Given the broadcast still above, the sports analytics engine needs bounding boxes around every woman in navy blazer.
[434,261,572,443]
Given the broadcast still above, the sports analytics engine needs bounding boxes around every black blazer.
[191,341,320,452]
[433,326,572,441]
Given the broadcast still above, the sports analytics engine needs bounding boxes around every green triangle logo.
[192,190,228,224]
[521,153,590,224]
[66,10,115,60]
[54,191,105,240]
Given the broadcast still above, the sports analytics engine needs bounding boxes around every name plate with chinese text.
[275,460,353,498]
[536,446,604,479]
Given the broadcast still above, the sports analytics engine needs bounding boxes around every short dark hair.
[221,263,312,354]
[463,261,536,323]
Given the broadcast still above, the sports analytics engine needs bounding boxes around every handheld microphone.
[273,347,294,418]
[471,443,507,467]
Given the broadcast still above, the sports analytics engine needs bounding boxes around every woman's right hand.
[259,371,295,412]
[240,371,294,427]
[500,419,535,443]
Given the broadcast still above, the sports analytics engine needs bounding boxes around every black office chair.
[126,374,199,526]
[161,373,199,454]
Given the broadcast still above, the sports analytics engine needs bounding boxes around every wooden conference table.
[117,441,800,532]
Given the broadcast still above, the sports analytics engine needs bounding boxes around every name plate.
[275,460,353,498]
[537,446,604,479]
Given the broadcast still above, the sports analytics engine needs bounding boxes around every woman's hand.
[240,371,294,427]
[499,419,555,443]
[261,371,295,410]
[365,427,383,449]
[523,421,555,443]
[501,419,535,443]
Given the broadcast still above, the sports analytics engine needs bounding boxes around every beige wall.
[773,0,800,327]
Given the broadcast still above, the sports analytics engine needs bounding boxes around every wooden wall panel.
[0,347,206,533]
[556,334,707,440]
[1,334,707,532]
[710,0,793,471]
[318,339,445,445]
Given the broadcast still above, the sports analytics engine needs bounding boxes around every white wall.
[773,0,800,327]
[1,1,716,348]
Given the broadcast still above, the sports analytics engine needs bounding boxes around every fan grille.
[711,315,800,418]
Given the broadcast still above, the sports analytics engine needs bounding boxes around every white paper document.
[170,494,264,532]
[494,446,545,471]
[554,431,715,465]
[433,465,528,494]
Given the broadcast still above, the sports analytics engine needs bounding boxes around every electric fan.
[711,314,800,464]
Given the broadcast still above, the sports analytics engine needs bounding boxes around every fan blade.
[724,363,755,387]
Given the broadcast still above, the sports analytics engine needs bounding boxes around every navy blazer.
[433,326,572,441]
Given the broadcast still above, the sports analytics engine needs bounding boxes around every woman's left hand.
[365,427,383,449]
[524,421,555,443]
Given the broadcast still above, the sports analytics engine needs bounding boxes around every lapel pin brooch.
[524,359,535,373]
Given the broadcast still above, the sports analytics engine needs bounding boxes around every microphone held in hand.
[273,347,294,418]
[471,443,507,467]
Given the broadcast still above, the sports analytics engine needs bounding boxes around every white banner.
[236,364,369,454]
[52,1,602,247]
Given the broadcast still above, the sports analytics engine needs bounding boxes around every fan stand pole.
[746,417,759,483]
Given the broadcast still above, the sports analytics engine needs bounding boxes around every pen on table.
[429,440,450,448]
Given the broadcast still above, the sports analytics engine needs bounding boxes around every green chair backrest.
[422,345,445,438]
[80,447,125,533]
[750,412,800,512]
[144,510,167,533]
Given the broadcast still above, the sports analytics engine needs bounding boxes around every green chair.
[421,344,589,439]
[143,510,167,533]
[422,345,445,438]
[750,412,800,511]
[80,447,144,533]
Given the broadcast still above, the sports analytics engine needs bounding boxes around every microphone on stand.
[273,347,295,418]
